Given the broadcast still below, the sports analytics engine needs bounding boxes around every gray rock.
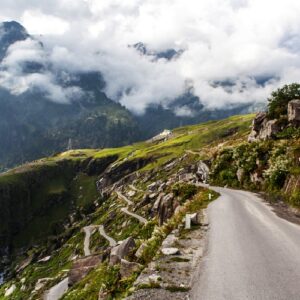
[259,120,280,140]
[152,193,164,215]
[248,112,280,141]
[161,247,180,255]
[135,242,147,258]
[120,259,142,278]
[110,237,136,265]
[196,161,210,183]
[158,193,174,226]
[288,99,300,125]
[69,255,103,285]
[148,274,161,284]
[5,284,16,297]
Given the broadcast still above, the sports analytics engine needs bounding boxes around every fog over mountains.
[0,20,260,169]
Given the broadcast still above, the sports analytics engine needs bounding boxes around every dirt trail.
[121,207,147,224]
[99,225,117,247]
[117,191,133,206]
[83,226,96,256]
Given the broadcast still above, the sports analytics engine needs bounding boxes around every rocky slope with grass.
[0,85,299,299]
[211,84,300,209]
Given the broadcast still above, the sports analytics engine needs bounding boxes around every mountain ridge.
[0,21,262,170]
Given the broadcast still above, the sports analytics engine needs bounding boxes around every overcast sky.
[1,0,300,114]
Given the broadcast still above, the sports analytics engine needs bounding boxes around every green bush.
[219,169,237,182]
[277,127,300,139]
[267,83,300,119]
[290,189,300,207]
[172,183,198,203]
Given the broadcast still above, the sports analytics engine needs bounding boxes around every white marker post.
[209,193,212,200]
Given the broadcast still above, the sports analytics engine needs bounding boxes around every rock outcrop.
[248,112,280,142]
[69,255,103,285]
[288,99,300,125]
[110,237,136,265]
[249,100,300,142]
[120,259,142,278]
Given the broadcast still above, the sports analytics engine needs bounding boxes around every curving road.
[121,207,147,224]
[83,226,96,256]
[191,186,300,300]
[117,191,133,206]
[99,225,117,247]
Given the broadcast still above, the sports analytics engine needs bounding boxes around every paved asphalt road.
[191,187,300,300]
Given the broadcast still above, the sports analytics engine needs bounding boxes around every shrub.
[290,189,300,207]
[267,83,300,119]
[172,183,198,203]
[264,154,290,190]
[276,127,300,139]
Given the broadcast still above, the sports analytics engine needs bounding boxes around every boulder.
[69,255,103,285]
[161,247,180,255]
[248,112,280,141]
[253,112,267,131]
[162,233,178,248]
[135,242,147,258]
[196,161,210,183]
[288,99,300,125]
[120,259,142,278]
[5,284,16,297]
[110,237,136,265]
[259,120,280,140]
[151,193,164,216]
[248,112,267,142]
[158,193,174,226]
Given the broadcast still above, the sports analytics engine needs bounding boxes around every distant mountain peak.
[2,21,27,32]
[0,20,30,61]
[131,42,184,61]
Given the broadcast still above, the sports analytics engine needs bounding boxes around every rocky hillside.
[0,114,253,299]
[211,85,300,207]
[0,88,299,299]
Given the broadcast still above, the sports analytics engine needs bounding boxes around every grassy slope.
[0,114,254,299]
[0,114,253,249]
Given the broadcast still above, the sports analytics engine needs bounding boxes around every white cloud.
[0,39,84,103]
[1,0,300,113]
[21,10,70,35]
